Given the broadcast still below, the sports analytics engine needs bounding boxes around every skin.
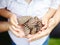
[0,21,10,32]
[0,8,56,37]
[0,0,59,40]
[41,8,56,30]
[0,8,25,37]
[27,6,60,42]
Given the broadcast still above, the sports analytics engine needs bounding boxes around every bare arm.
[0,9,25,37]
[50,6,60,28]
[0,9,11,32]
[42,7,60,34]
[42,6,60,35]
[0,21,10,32]
[27,7,60,42]
[0,8,13,18]
[43,8,56,20]
[53,6,60,23]
[0,8,16,32]
[41,8,57,30]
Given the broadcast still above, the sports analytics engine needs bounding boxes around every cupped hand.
[41,17,49,30]
[27,18,56,42]
[9,14,25,38]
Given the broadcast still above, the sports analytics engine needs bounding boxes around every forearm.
[53,6,60,23]
[0,21,10,32]
[47,7,60,33]
[0,8,14,18]
[43,8,56,20]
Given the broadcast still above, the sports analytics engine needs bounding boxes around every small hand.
[9,14,25,38]
[27,18,56,42]
[9,25,25,38]
[27,31,42,42]
[41,18,49,30]
[9,14,20,28]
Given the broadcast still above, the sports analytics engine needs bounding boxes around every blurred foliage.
[49,38,60,45]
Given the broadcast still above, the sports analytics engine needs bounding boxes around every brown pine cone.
[17,16,43,35]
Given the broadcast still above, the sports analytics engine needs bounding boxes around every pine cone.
[17,16,43,35]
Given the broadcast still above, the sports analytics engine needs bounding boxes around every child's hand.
[27,18,56,42]
[41,18,49,30]
[9,25,25,38]
[9,14,20,28]
[9,14,25,38]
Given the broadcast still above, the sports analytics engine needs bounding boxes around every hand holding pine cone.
[17,16,43,35]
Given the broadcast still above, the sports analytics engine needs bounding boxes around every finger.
[28,32,43,41]
[11,25,21,32]
[41,21,48,30]
[41,23,48,30]
[11,25,26,37]
[19,32,25,38]
[9,25,25,38]
[28,35,35,42]
[28,34,38,42]
[9,26,20,37]
[10,19,20,28]
[28,36,36,42]
[27,34,33,38]
[11,25,25,37]
[28,38,32,42]
[10,16,20,28]
[12,15,18,24]
[13,16,18,24]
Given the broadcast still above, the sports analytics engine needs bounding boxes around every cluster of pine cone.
[17,16,43,35]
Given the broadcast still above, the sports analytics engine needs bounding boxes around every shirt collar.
[17,0,34,5]
[17,0,25,4]
[16,0,43,4]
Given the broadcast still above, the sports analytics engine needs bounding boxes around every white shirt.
[0,0,60,45]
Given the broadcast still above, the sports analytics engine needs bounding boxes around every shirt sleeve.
[0,0,12,9]
[50,0,60,9]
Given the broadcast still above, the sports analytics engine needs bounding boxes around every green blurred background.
[49,38,60,45]
[49,23,60,45]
